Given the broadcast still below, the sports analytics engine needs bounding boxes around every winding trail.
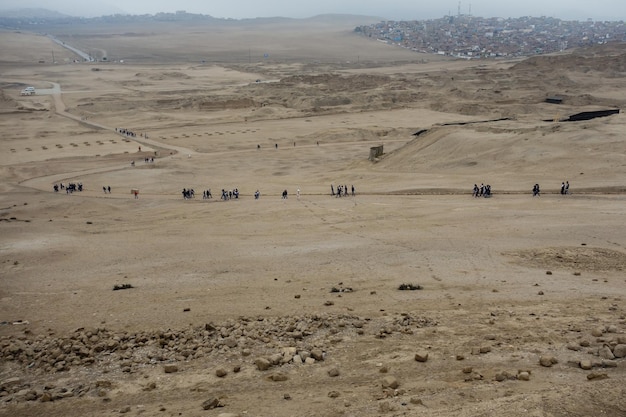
[18,81,197,194]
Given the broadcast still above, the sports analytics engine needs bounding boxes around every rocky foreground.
[1,310,624,414]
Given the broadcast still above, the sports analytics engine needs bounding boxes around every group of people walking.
[472,183,492,198]
[532,181,570,197]
[331,184,355,197]
[53,182,82,193]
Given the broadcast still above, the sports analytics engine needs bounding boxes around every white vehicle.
[20,89,35,96]
[24,86,35,92]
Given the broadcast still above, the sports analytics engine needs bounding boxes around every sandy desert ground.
[0,17,625,417]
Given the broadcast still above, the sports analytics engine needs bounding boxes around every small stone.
[587,372,608,381]
[579,360,593,370]
[270,372,288,382]
[1,377,21,389]
[612,344,626,358]
[202,397,220,410]
[414,352,429,362]
[462,367,473,374]
[381,376,399,389]
[215,368,228,378]
[494,372,507,382]
[310,349,324,361]
[599,345,615,360]
[539,355,557,367]
[518,371,530,381]
[456,354,465,361]
[591,327,604,337]
[255,358,271,371]
[283,393,291,400]
[120,406,131,414]
[328,368,340,377]
[328,391,340,398]
[410,397,423,405]
[479,346,491,354]
[601,359,617,368]
[163,364,178,373]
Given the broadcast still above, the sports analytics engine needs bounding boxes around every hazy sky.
[4,0,626,21]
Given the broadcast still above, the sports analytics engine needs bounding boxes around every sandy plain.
[0,16,625,417]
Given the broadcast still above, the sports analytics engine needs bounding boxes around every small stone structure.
[369,145,384,161]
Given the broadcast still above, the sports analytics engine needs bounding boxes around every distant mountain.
[0,0,125,18]
[0,8,69,19]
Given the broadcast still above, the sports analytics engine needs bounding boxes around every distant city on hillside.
[1,9,625,59]
[356,15,626,59]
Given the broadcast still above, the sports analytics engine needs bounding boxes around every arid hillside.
[0,18,625,417]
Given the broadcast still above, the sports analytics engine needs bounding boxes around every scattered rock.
[587,372,608,381]
[310,349,324,361]
[255,358,271,371]
[381,376,399,389]
[612,344,626,358]
[215,368,228,378]
[327,368,340,377]
[539,355,558,367]
[1,377,21,389]
[328,391,340,398]
[113,284,133,291]
[599,345,615,360]
[591,327,604,337]
[518,371,530,381]
[414,351,429,362]
[202,397,221,410]
[163,364,178,373]
[579,360,593,370]
[269,372,288,382]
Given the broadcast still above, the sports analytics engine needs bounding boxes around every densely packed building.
[355,15,626,58]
